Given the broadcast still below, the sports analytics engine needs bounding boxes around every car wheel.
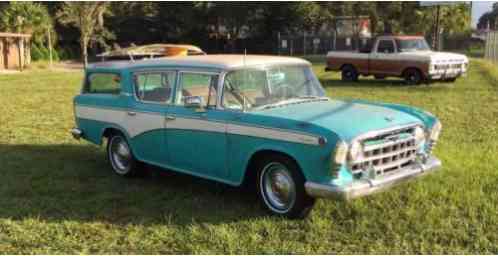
[107,133,141,177]
[256,154,315,219]
[341,65,359,82]
[404,69,423,85]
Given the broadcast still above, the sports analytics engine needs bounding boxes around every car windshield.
[396,38,431,52]
[222,65,326,111]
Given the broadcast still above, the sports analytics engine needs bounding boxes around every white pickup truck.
[325,35,469,84]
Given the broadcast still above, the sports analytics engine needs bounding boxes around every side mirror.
[184,95,205,109]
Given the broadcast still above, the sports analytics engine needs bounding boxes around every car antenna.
[243,49,247,111]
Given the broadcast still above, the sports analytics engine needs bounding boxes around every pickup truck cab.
[326,35,469,84]
[72,55,442,218]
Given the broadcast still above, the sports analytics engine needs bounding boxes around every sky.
[472,1,497,28]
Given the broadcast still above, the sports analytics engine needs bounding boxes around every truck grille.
[435,63,462,70]
[350,126,422,177]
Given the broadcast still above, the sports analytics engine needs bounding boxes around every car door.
[369,39,400,75]
[165,70,228,179]
[125,70,176,166]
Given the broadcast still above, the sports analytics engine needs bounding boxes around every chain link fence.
[485,31,498,63]
[277,34,372,56]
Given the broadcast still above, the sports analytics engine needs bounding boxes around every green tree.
[0,2,53,45]
[57,2,112,67]
[477,3,498,30]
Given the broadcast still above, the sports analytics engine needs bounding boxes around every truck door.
[369,39,400,76]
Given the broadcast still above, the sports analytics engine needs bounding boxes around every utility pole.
[433,5,441,50]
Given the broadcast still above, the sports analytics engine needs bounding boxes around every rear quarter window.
[85,73,121,94]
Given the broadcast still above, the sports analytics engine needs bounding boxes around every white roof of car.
[89,54,311,70]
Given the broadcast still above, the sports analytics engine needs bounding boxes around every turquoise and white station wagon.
[71,55,442,218]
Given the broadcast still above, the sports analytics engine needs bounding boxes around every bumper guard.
[305,156,442,200]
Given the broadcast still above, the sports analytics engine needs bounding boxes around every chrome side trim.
[305,156,441,200]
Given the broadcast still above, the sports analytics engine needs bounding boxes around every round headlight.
[414,126,425,145]
[429,120,442,141]
[334,141,348,164]
[349,140,362,161]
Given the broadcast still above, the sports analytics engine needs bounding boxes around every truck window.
[377,40,395,54]
[85,73,121,94]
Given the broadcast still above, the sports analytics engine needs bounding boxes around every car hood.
[253,99,422,141]
[400,51,468,63]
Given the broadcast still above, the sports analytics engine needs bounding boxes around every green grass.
[1,60,498,254]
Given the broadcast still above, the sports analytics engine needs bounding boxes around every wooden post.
[17,38,23,72]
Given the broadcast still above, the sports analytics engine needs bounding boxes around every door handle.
[127,111,136,116]
[165,115,176,121]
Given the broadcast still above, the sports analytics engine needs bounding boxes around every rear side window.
[134,71,176,103]
[85,73,121,94]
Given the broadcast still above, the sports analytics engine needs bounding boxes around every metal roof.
[0,32,31,38]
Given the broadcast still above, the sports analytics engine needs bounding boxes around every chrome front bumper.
[70,128,83,140]
[428,69,466,80]
[305,156,441,201]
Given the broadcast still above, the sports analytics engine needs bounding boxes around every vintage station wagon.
[72,55,442,218]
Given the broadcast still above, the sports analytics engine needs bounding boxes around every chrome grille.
[350,126,421,177]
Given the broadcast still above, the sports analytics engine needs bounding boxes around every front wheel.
[256,154,315,219]
[107,133,142,177]
[404,69,423,85]
[341,65,359,82]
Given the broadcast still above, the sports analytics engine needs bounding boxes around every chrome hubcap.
[261,162,296,213]
[110,137,131,174]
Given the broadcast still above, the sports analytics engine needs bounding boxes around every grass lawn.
[1,60,497,254]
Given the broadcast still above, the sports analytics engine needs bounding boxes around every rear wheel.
[107,133,142,177]
[404,68,423,85]
[341,65,359,82]
[256,154,315,219]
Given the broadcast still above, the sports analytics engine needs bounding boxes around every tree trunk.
[81,38,88,68]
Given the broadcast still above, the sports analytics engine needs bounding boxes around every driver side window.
[176,72,219,108]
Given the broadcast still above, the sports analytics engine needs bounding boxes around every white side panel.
[167,117,226,133]
[75,106,164,137]
[75,105,320,146]
[227,123,319,146]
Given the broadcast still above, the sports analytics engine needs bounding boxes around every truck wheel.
[404,69,423,85]
[341,65,359,82]
[107,133,142,177]
[256,154,315,219]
